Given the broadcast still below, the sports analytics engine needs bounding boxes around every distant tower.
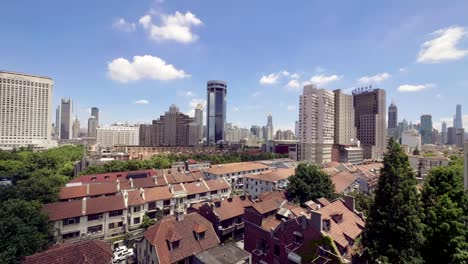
[454,104,463,129]
[388,101,398,140]
[420,114,433,145]
[441,121,447,144]
[206,80,227,145]
[91,107,99,126]
[266,114,273,141]
[194,104,204,141]
[88,116,98,138]
[72,116,80,139]
[59,98,73,140]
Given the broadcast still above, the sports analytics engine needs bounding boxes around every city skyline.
[1,1,468,131]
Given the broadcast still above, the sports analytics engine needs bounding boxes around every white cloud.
[397,83,435,92]
[314,66,325,73]
[252,91,262,97]
[281,70,290,76]
[233,106,240,112]
[304,74,343,87]
[290,73,300,79]
[259,73,280,85]
[417,26,468,63]
[139,11,202,43]
[113,18,136,32]
[186,98,207,117]
[357,72,391,84]
[286,105,296,111]
[134,99,149,105]
[399,67,407,72]
[285,79,300,90]
[107,55,190,83]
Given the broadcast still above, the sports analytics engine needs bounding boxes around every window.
[62,231,80,240]
[199,192,207,197]
[134,217,141,225]
[133,206,141,213]
[171,240,180,250]
[87,213,102,221]
[87,225,103,234]
[164,200,171,206]
[196,231,206,241]
[108,222,123,229]
[109,210,123,217]
[187,194,196,199]
[148,202,156,210]
[210,190,218,195]
[63,217,80,225]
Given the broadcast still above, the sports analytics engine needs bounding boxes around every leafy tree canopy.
[287,163,335,204]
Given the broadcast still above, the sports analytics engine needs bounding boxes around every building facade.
[298,85,335,164]
[0,71,55,150]
[333,89,356,145]
[72,117,80,139]
[454,104,463,129]
[88,116,98,138]
[353,88,387,160]
[194,103,204,142]
[421,114,433,145]
[388,101,398,139]
[206,80,227,145]
[402,128,422,153]
[59,98,73,140]
[97,123,139,147]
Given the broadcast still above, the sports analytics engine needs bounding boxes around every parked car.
[112,248,134,263]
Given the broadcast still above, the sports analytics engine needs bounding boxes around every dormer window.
[168,240,180,251]
[196,231,206,241]
[193,222,208,241]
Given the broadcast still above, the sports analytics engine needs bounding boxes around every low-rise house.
[23,240,113,264]
[330,170,358,194]
[355,162,383,194]
[408,154,450,179]
[242,168,294,199]
[193,243,252,264]
[190,195,254,242]
[172,159,211,171]
[203,162,269,189]
[136,212,220,264]
[69,169,157,184]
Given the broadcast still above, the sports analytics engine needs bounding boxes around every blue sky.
[1,0,468,132]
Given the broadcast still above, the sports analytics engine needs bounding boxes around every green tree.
[0,199,52,264]
[421,162,468,263]
[140,215,156,230]
[363,138,425,264]
[287,163,335,204]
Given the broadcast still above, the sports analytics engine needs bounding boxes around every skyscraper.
[353,88,387,160]
[454,104,463,129]
[298,85,335,164]
[59,98,73,140]
[206,80,227,145]
[266,114,273,140]
[441,121,447,144]
[194,104,204,141]
[88,116,98,138]
[388,101,398,139]
[333,89,356,145]
[0,71,54,150]
[420,114,433,145]
[91,107,99,126]
[72,116,80,139]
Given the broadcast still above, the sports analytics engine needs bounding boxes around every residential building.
[203,162,269,189]
[441,121,447,145]
[206,80,227,145]
[191,195,254,242]
[275,129,295,140]
[355,163,383,194]
[59,98,73,140]
[136,212,220,264]
[408,155,450,179]
[193,243,251,264]
[243,168,294,199]
[115,145,216,160]
[447,127,456,145]
[298,85,335,164]
[72,116,80,139]
[0,71,55,150]
[265,140,299,161]
[401,128,422,153]
[195,103,204,141]
[96,123,139,147]
[421,114,433,145]
[456,128,465,147]
[353,87,387,160]
[331,144,363,165]
[454,104,463,129]
[388,101,398,139]
[87,116,98,138]
[333,89,356,145]
[23,240,113,264]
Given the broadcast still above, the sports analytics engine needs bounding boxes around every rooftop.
[244,168,294,182]
[194,243,251,264]
[331,171,357,193]
[205,162,269,175]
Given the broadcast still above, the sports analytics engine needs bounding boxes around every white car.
[113,246,127,255]
[113,248,134,263]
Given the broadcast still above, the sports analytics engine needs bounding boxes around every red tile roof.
[69,169,156,184]
[213,196,254,221]
[59,185,87,200]
[23,240,113,264]
[43,200,83,221]
[204,178,230,191]
[252,199,283,215]
[258,190,287,203]
[126,189,146,206]
[206,162,269,175]
[144,213,219,264]
[331,171,357,193]
[86,195,126,215]
[145,186,174,202]
[261,218,281,231]
[183,181,209,195]
[244,168,294,182]
[59,183,119,200]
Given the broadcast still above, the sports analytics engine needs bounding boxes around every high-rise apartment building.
[87,116,98,138]
[441,121,447,144]
[0,71,55,150]
[454,104,463,129]
[194,104,203,141]
[298,85,335,164]
[333,89,356,145]
[91,107,99,125]
[96,123,139,147]
[420,114,433,145]
[447,127,456,145]
[388,101,398,139]
[456,128,465,147]
[206,80,227,145]
[72,117,80,139]
[266,114,273,140]
[59,98,73,140]
[353,88,387,160]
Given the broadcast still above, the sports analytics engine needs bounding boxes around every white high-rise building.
[333,89,356,145]
[0,71,56,150]
[194,104,204,141]
[96,123,139,147]
[298,85,335,164]
[402,128,422,153]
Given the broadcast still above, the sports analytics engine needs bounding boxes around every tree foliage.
[421,158,468,263]
[363,138,425,263]
[0,199,52,264]
[287,163,335,204]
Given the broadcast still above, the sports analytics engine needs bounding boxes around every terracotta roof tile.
[86,195,126,215]
[206,162,269,175]
[145,186,174,202]
[252,199,282,215]
[23,240,113,264]
[43,200,83,221]
[244,168,294,182]
[204,178,230,191]
[126,189,146,206]
[261,218,281,231]
[69,169,156,184]
[258,190,287,203]
[183,181,209,195]
[213,196,254,221]
[317,198,331,206]
[193,222,208,233]
[331,171,357,193]
[59,185,87,200]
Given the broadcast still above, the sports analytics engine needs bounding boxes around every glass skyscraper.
[206,80,227,145]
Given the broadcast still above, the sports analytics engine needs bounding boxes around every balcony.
[219,225,235,236]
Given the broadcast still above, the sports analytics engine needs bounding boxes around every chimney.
[300,213,307,229]
[140,188,145,200]
[344,195,355,212]
[86,184,90,195]
[116,179,120,191]
[170,185,174,193]
[81,197,87,215]
[176,210,184,222]
[130,178,134,188]
[311,211,322,231]
[123,190,128,207]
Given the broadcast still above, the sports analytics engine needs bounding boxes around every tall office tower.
[441,121,447,144]
[206,80,227,145]
[333,89,356,145]
[250,125,261,137]
[454,104,463,129]
[55,106,60,139]
[298,85,335,164]
[194,104,204,141]
[388,101,398,139]
[91,107,99,126]
[59,98,73,140]
[266,114,274,140]
[353,88,387,160]
[447,127,456,145]
[455,129,465,147]
[96,123,139,147]
[420,114,433,145]
[87,116,98,138]
[0,71,54,150]
[72,117,80,139]
[432,129,440,145]
[397,118,409,141]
